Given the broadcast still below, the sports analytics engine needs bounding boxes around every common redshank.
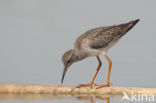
[61,19,139,89]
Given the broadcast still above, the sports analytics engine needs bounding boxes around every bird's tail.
[122,19,140,34]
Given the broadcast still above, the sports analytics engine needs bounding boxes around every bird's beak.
[61,65,68,84]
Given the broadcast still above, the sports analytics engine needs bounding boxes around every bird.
[61,19,140,89]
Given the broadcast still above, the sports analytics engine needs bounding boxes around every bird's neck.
[73,50,87,62]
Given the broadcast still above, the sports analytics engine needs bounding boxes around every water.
[0,94,155,103]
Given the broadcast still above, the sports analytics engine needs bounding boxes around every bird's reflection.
[0,93,111,103]
[74,95,110,103]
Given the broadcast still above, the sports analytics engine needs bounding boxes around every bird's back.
[74,19,139,52]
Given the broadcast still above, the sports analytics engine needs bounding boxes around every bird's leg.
[76,56,102,89]
[96,54,112,89]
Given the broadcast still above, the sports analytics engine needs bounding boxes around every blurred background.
[0,0,155,89]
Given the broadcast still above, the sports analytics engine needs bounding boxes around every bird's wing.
[88,20,139,49]
[88,26,125,49]
[74,26,111,51]
[74,19,139,51]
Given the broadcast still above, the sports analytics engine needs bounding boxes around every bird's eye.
[67,60,70,64]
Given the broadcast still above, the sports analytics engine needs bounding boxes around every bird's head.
[61,49,77,84]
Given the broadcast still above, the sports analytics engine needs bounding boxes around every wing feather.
[74,19,139,51]
[89,25,126,49]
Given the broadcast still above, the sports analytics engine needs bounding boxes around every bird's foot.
[95,82,112,89]
[76,82,94,89]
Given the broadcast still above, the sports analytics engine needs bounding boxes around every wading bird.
[61,19,139,89]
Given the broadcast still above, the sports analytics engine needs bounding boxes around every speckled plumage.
[74,19,139,54]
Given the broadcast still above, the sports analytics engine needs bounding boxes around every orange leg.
[96,54,112,89]
[107,98,110,103]
[77,56,102,89]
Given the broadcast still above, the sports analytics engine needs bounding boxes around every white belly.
[103,39,120,52]
[87,39,120,57]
